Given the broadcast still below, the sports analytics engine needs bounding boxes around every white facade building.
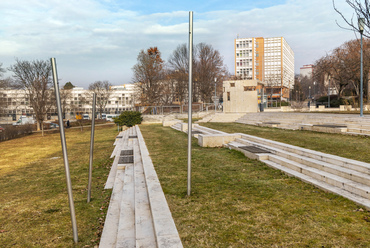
[300,64,314,78]
[235,37,295,90]
[0,84,136,121]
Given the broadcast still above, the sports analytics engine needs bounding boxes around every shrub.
[316,95,347,108]
[114,111,143,127]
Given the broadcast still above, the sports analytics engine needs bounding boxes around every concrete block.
[198,134,241,147]
[163,119,182,127]
[180,123,188,132]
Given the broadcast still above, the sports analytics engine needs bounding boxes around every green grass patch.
[0,125,118,247]
[140,124,370,247]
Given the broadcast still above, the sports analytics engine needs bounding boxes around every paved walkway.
[99,126,182,248]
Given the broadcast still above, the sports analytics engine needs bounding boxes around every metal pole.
[328,77,330,108]
[87,93,96,203]
[214,78,217,113]
[360,31,364,117]
[50,58,78,243]
[187,11,193,196]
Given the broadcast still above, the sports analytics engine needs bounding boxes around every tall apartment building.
[235,37,294,99]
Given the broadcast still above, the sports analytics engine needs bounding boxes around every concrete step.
[262,160,370,209]
[347,128,370,135]
[100,126,182,248]
[116,163,135,247]
[346,132,370,137]
[136,126,183,248]
[133,137,156,248]
[234,138,370,187]
[268,154,370,200]
[99,169,125,247]
[237,133,370,175]
[193,124,227,135]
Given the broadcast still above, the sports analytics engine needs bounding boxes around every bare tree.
[9,59,53,132]
[88,80,112,118]
[333,0,370,37]
[167,44,190,104]
[167,43,228,103]
[59,82,74,120]
[132,47,165,106]
[313,39,370,100]
[0,63,8,115]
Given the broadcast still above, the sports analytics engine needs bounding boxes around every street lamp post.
[214,78,217,113]
[359,17,365,117]
[328,76,330,108]
[309,86,311,100]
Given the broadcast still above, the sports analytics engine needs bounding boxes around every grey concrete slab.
[133,137,156,247]
[99,169,125,248]
[136,126,183,248]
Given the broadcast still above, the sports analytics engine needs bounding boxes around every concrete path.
[99,126,183,248]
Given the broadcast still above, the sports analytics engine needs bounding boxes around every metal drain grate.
[118,156,134,164]
[129,135,138,138]
[262,122,280,125]
[120,150,133,156]
[192,131,203,134]
[116,136,123,138]
[238,146,271,153]
[313,124,347,128]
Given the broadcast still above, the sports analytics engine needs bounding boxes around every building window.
[244,86,256,91]
[227,92,230,101]
[230,83,235,87]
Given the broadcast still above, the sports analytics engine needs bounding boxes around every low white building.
[223,79,266,113]
[0,84,136,122]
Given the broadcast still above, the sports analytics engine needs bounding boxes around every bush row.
[0,124,34,142]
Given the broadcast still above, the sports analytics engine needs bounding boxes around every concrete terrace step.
[237,133,370,175]
[267,154,370,200]
[262,160,370,209]
[100,126,182,248]
[169,122,370,209]
[233,137,370,187]
[235,113,370,136]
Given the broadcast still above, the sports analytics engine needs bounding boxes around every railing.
[137,103,223,115]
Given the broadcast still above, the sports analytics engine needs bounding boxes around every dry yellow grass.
[0,125,118,247]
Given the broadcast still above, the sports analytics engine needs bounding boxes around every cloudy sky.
[0,0,358,88]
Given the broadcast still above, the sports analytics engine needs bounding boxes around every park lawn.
[0,124,117,248]
[140,124,370,247]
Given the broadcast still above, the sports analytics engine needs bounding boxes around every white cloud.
[0,0,358,88]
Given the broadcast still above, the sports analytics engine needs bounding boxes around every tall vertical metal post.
[187,11,193,196]
[87,93,96,203]
[50,58,78,243]
[360,30,364,117]
[328,76,330,108]
[214,78,217,113]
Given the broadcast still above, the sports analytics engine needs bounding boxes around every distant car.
[50,123,59,129]
[83,114,90,120]
[0,126,4,132]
